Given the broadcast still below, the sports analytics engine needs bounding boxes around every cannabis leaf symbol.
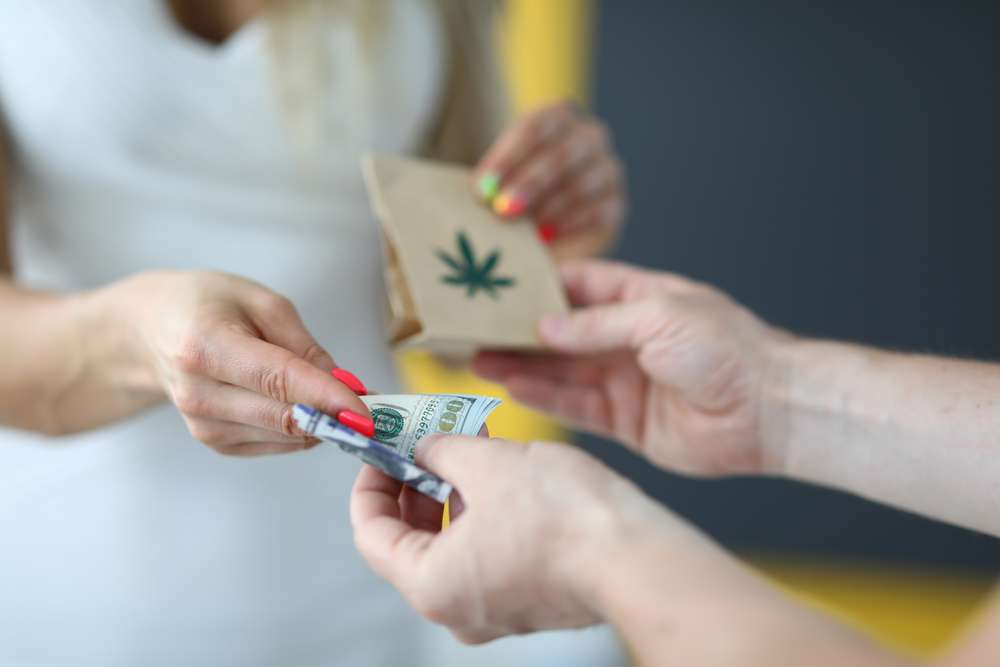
[436,231,515,298]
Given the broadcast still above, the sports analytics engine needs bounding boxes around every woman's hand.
[474,260,790,476]
[350,434,695,644]
[121,271,372,456]
[473,101,626,257]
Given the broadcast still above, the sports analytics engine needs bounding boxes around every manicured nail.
[331,368,368,396]
[539,314,570,341]
[492,193,511,216]
[477,172,501,202]
[338,410,375,438]
[493,192,527,217]
[536,222,559,244]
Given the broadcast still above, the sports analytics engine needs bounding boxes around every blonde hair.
[265,0,508,164]
[265,0,388,153]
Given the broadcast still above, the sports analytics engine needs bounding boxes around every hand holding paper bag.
[363,155,569,352]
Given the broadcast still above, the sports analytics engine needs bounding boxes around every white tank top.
[0,2,620,665]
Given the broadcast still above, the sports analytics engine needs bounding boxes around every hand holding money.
[295,393,500,502]
[349,434,705,645]
[123,271,368,456]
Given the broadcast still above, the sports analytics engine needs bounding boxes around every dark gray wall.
[582,0,1000,569]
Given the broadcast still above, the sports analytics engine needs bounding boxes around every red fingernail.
[537,222,559,244]
[331,368,368,396]
[338,410,375,438]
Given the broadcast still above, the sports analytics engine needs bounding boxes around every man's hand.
[349,434,908,667]
[350,434,677,644]
[475,259,790,476]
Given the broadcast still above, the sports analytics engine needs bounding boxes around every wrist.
[82,273,167,397]
[561,481,671,617]
[572,485,733,621]
[587,516,783,663]
[758,336,878,481]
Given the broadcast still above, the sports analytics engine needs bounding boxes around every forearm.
[764,340,1000,535]
[593,533,908,667]
[0,277,162,434]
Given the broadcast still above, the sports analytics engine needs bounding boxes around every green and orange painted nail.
[493,192,527,217]
[477,172,501,202]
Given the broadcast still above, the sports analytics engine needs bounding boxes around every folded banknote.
[293,394,501,503]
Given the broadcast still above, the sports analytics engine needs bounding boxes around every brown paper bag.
[362,154,569,353]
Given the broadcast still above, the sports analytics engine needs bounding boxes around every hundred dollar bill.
[360,394,502,461]
[292,403,454,503]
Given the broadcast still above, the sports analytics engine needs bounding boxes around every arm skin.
[460,259,1000,662]
[767,341,1000,536]
[474,259,1000,537]
[0,148,367,451]
[1,152,160,432]
[594,529,1000,667]
[0,276,163,435]
[2,137,143,432]
[353,437,1000,666]
[592,532,913,667]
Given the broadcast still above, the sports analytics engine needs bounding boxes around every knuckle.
[622,276,654,301]
[582,121,609,147]
[172,335,208,375]
[173,385,210,418]
[301,342,331,366]
[411,589,454,627]
[275,403,298,437]
[189,420,227,447]
[256,360,290,403]
[637,299,679,343]
[530,103,569,140]
[551,99,578,121]
[258,291,297,319]
[547,141,573,172]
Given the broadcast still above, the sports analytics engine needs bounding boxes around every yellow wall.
[500,0,595,109]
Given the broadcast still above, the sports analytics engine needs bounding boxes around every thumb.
[538,298,667,354]
[415,435,519,494]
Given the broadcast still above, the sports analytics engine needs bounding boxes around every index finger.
[474,102,576,182]
[560,260,696,307]
[559,259,652,307]
[205,328,368,418]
